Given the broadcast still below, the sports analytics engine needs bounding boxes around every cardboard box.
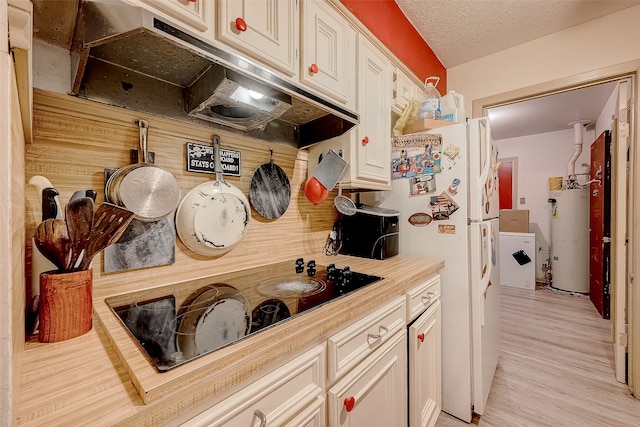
[499,209,529,232]
[403,118,455,134]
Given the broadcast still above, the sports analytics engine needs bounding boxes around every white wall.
[448,5,640,116]
[496,127,594,271]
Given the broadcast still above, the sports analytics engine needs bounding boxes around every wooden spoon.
[78,203,135,271]
[65,197,94,271]
[34,219,72,271]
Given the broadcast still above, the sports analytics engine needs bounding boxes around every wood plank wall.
[25,89,339,306]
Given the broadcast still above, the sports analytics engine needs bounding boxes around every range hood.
[65,0,358,146]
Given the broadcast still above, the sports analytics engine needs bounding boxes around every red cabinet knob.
[344,396,355,412]
[309,63,319,74]
[418,333,425,342]
[235,17,247,32]
[362,136,369,146]
[188,0,197,3]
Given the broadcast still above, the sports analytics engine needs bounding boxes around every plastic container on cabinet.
[440,90,465,122]
[418,76,441,119]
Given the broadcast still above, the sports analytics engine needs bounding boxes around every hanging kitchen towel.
[391,133,443,179]
[392,99,418,136]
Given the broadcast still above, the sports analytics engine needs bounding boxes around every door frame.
[472,59,640,397]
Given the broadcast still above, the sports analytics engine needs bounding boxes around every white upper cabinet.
[354,35,392,187]
[392,66,414,114]
[300,0,356,107]
[307,35,392,191]
[135,0,213,36]
[216,0,298,77]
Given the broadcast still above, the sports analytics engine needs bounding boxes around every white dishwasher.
[499,232,536,290]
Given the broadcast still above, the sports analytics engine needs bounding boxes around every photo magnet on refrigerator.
[448,178,461,195]
[391,133,443,179]
[429,191,459,220]
[437,224,456,234]
[409,174,436,196]
[408,212,433,227]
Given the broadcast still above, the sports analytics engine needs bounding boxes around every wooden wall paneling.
[25,89,339,303]
[1,55,26,427]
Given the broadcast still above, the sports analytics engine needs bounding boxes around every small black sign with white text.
[186,142,241,176]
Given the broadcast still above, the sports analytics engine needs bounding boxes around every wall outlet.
[519,197,526,204]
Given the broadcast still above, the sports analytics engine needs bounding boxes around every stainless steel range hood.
[67,0,358,147]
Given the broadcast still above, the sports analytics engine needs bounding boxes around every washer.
[499,232,536,290]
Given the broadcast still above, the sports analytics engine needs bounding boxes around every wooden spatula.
[34,219,72,271]
[65,197,94,271]
[78,203,135,271]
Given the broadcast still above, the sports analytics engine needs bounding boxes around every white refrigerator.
[362,118,501,422]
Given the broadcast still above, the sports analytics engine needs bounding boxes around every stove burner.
[108,259,383,372]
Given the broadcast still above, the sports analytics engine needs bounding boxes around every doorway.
[473,63,638,392]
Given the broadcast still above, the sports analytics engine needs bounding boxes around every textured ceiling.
[395,0,637,140]
[396,0,640,68]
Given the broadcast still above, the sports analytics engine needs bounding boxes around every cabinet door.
[137,0,211,33]
[409,300,442,427]
[300,0,356,106]
[184,345,325,426]
[283,395,325,427]
[392,66,414,114]
[327,331,407,427]
[217,0,298,77]
[356,37,391,186]
[413,81,426,105]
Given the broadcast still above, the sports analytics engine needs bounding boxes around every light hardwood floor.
[435,285,640,426]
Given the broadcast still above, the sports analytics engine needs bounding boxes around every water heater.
[549,188,589,293]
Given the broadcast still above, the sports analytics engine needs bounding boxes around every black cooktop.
[109,259,383,372]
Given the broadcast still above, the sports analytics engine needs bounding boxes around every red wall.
[340,0,447,93]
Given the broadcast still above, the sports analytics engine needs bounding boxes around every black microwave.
[340,205,399,260]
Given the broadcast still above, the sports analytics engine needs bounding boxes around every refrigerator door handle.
[479,222,493,327]
[477,119,492,195]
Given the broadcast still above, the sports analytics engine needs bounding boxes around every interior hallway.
[435,286,640,426]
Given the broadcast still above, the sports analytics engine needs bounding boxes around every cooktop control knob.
[307,260,316,276]
[326,263,336,281]
[339,266,352,291]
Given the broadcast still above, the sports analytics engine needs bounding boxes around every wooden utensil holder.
[38,269,93,343]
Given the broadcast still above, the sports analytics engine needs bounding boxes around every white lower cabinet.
[183,345,325,426]
[327,330,407,426]
[408,298,442,427]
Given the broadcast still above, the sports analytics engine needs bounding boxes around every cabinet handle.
[421,292,436,305]
[235,17,247,32]
[361,136,369,146]
[188,0,197,3]
[344,396,355,412]
[418,333,425,342]
[254,409,267,427]
[309,63,319,74]
[367,325,388,341]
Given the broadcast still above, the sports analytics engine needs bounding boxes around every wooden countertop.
[16,254,443,426]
